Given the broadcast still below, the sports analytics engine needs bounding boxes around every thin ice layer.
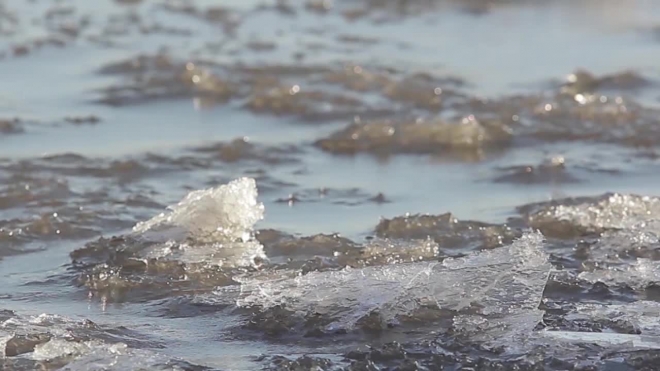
[133,177,264,243]
[578,258,660,288]
[541,331,660,350]
[542,301,660,351]
[232,232,551,336]
[585,219,660,263]
[0,311,203,370]
[566,301,660,335]
[526,193,660,234]
[452,309,546,352]
[576,219,660,287]
[144,239,266,268]
[53,343,205,371]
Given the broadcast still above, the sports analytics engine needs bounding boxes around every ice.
[31,338,97,361]
[529,193,660,232]
[231,231,552,338]
[541,331,660,349]
[452,309,545,352]
[575,218,660,286]
[56,344,201,371]
[540,301,660,351]
[576,219,660,287]
[585,219,660,263]
[578,258,660,288]
[0,310,204,370]
[566,301,660,335]
[131,177,267,268]
[315,116,512,155]
[133,177,264,243]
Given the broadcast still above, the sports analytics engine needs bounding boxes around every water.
[4,0,660,369]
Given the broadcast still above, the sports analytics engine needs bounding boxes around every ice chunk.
[585,219,660,264]
[572,218,660,287]
[565,301,660,335]
[452,309,546,352]
[315,116,512,156]
[130,177,267,268]
[540,301,660,351]
[541,331,660,350]
[0,310,204,370]
[231,231,551,337]
[31,338,96,361]
[133,177,264,243]
[161,239,266,268]
[526,193,660,234]
[50,343,204,371]
[579,257,660,288]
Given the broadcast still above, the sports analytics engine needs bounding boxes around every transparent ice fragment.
[586,219,660,263]
[578,258,660,288]
[575,219,660,287]
[542,331,660,350]
[566,301,660,335]
[232,231,551,336]
[452,309,545,352]
[531,193,660,231]
[171,240,265,268]
[0,309,202,370]
[541,301,660,351]
[31,338,96,361]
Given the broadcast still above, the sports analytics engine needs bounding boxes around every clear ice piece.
[232,231,552,337]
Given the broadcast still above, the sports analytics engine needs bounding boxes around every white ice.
[133,177,264,243]
[131,177,267,268]
[543,301,660,350]
[229,231,552,343]
[536,193,660,230]
[577,219,660,287]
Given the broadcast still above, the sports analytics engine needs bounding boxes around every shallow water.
[4,0,660,370]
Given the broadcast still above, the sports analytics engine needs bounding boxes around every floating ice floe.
[0,311,203,370]
[577,219,660,288]
[543,301,660,350]
[229,231,552,344]
[527,193,660,234]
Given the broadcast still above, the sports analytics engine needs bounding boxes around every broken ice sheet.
[542,301,660,351]
[576,219,660,288]
[226,231,551,342]
[584,219,660,263]
[521,193,660,237]
[452,309,545,352]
